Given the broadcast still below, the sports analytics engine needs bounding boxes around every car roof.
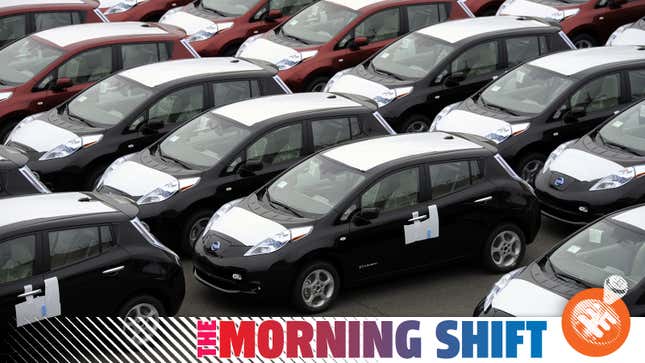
[119,58,269,88]
[323,132,483,172]
[327,0,386,11]
[34,22,170,48]
[529,46,645,76]
[212,93,364,127]
[418,16,554,44]
[612,206,645,232]
[1,0,88,7]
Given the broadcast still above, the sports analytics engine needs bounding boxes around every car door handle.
[17,289,42,298]
[474,196,493,203]
[408,214,428,222]
[102,266,125,275]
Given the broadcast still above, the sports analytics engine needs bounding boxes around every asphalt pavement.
[178,217,579,317]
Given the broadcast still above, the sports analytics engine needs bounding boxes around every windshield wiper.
[280,30,310,45]
[200,3,227,17]
[157,147,192,170]
[548,259,593,288]
[371,65,405,81]
[265,190,303,218]
[484,102,520,116]
[66,109,93,127]
[597,133,643,156]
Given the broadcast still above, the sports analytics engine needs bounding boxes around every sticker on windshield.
[567,245,581,254]
[276,181,288,189]
[15,277,61,327]
[404,205,439,245]
[169,135,180,142]
[77,96,87,103]
[381,53,390,59]
[491,85,501,92]
[589,228,603,244]
[612,121,623,128]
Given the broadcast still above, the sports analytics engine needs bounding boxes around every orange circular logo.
[562,276,631,357]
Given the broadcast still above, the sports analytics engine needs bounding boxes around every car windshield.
[67,76,153,128]
[550,218,645,289]
[158,113,251,169]
[201,0,259,16]
[370,33,454,80]
[280,1,358,45]
[0,37,64,85]
[266,155,365,217]
[597,101,645,156]
[479,64,573,115]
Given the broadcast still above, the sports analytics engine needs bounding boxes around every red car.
[236,0,474,92]
[159,0,318,57]
[463,0,505,15]
[497,0,645,48]
[0,0,107,47]
[0,21,195,139]
[100,0,193,22]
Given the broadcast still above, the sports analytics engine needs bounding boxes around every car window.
[34,11,81,32]
[312,117,359,151]
[121,43,169,70]
[247,123,303,165]
[361,168,420,212]
[0,14,27,43]
[58,46,113,84]
[629,70,645,101]
[429,160,480,199]
[406,3,447,32]
[0,235,36,284]
[451,41,499,79]
[569,73,621,114]
[49,227,102,269]
[148,85,205,126]
[355,8,401,43]
[506,36,543,67]
[270,0,315,16]
[212,80,256,108]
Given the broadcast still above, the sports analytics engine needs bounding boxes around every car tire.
[0,118,20,143]
[292,261,340,313]
[482,223,526,273]
[400,114,432,133]
[181,209,213,255]
[118,295,166,345]
[85,163,109,191]
[516,152,546,186]
[306,77,330,92]
[571,33,597,48]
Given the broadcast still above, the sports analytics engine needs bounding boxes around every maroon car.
[497,0,645,48]
[0,0,107,47]
[463,0,505,15]
[0,21,195,139]
[237,0,474,92]
[100,0,193,22]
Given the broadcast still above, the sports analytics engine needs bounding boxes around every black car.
[4,57,290,191]
[0,145,49,196]
[536,99,645,225]
[433,45,645,184]
[325,15,574,132]
[475,204,645,317]
[0,192,184,330]
[95,92,395,253]
[193,132,541,312]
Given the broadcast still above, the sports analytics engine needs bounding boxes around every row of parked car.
[0,0,644,324]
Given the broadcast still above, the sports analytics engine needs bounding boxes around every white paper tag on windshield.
[77,96,87,103]
[169,135,180,142]
[640,105,645,119]
[567,245,581,254]
[381,53,390,59]
[491,85,501,92]
[612,121,623,128]
[276,181,288,189]
[589,228,603,244]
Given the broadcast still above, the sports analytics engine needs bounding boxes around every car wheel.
[571,33,597,48]
[482,224,526,273]
[516,152,546,186]
[0,118,20,143]
[306,77,330,92]
[118,295,166,344]
[401,114,432,133]
[181,209,213,255]
[85,164,109,191]
[292,261,340,313]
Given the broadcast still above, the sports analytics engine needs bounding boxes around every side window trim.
[245,121,305,166]
[427,159,477,200]
[358,165,423,213]
[45,224,113,272]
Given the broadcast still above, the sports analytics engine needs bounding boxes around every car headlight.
[104,0,141,15]
[482,267,525,313]
[430,102,460,131]
[373,86,414,108]
[323,69,351,92]
[542,140,575,174]
[484,123,529,144]
[159,6,182,23]
[590,167,641,191]
[136,177,200,205]
[94,154,133,190]
[0,92,12,101]
[186,22,234,42]
[235,34,262,57]
[275,50,318,71]
[201,198,244,238]
[244,226,313,256]
[39,134,103,161]
[5,115,37,144]
[606,24,629,46]
[549,8,579,22]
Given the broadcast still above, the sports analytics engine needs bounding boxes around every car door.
[432,40,503,107]
[0,234,44,328]
[120,84,207,154]
[218,122,305,200]
[594,0,645,41]
[344,166,434,278]
[42,225,130,316]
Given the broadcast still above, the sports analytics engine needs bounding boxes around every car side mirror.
[444,72,466,87]
[349,36,369,51]
[564,106,586,123]
[141,120,164,134]
[266,9,283,21]
[238,159,263,177]
[52,77,73,92]
[352,207,380,225]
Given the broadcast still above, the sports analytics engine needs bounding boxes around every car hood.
[6,117,79,154]
[238,36,302,66]
[497,0,566,17]
[435,109,512,138]
[160,7,220,35]
[610,28,645,46]
[100,159,178,198]
[326,73,394,102]
[492,278,569,316]
[209,206,289,247]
